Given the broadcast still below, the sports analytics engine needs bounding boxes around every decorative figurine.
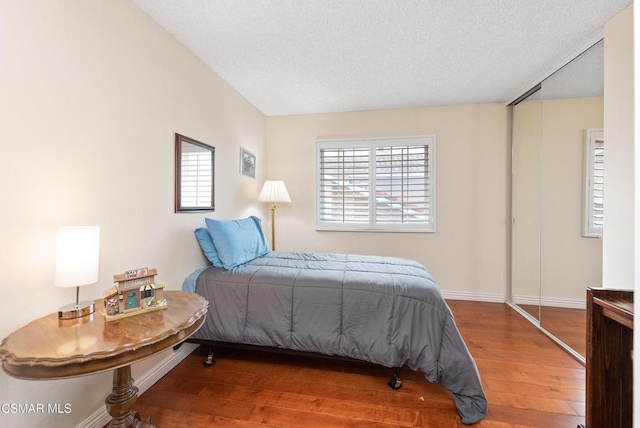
[103,267,168,321]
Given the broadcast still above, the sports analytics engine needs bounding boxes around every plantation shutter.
[375,143,431,225]
[317,136,436,232]
[318,145,371,225]
[591,135,604,230]
[583,129,604,237]
[181,146,213,208]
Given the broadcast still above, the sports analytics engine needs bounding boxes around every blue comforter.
[184,251,487,424]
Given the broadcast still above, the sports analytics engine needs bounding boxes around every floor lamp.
[258,180,291,250]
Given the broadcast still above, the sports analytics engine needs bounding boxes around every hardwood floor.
[133,301,585,427]
[540,306,586,359]
[517,304,586,358]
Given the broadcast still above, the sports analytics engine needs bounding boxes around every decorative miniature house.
[103,267,167,321]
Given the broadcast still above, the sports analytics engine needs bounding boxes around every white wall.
[603,4,635,289]
[604,3,637,425]
[266,104,510,299]
[0,1,267,426]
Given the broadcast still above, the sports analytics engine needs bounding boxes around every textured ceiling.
[131,0,631,116]
[542,39,604,100]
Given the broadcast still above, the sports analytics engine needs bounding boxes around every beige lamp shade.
[258,180,291,203]
[55,226,100,288]
[258,181,290,251]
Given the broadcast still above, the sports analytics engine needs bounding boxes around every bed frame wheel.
[387,367,402,390]
[387,374,402,390]
[203,346,216,367]
[203,354,216,367]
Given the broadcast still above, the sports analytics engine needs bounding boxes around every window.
[583,128,604,237]
[175,133,215,212]
[316,136,436,232]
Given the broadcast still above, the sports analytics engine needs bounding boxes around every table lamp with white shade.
[55,226,100,320]
[258,180,291,250]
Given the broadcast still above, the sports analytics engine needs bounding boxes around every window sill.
[315,227,435,233]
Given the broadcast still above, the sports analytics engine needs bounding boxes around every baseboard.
[76,342,199,428]
[512,295,586,309]
[511,295,539,306]
[441,291,505,303]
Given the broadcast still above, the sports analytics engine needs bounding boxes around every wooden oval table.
[0,290,208,428]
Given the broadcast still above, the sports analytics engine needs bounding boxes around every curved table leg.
[105,365,141,428]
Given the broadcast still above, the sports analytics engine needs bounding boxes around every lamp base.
[58,301,95,320]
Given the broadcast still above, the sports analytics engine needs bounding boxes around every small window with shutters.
[316,136,436,232]
[583,128,604,238]
[180,145,213,209]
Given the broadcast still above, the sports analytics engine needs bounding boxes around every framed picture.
[240,147,256,178]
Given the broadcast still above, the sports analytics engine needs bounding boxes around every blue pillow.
[205,216,270,269]
[194,227,224,268]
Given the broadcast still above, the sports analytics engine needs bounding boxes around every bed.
[182,217,488,425]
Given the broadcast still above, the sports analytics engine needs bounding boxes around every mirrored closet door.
[510,40,604,362]
[512,88,542,322]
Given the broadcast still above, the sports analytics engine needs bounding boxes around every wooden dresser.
[585,288,633,428]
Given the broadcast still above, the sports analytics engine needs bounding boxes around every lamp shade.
[258,180,291,203]
[55,226,100,288]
